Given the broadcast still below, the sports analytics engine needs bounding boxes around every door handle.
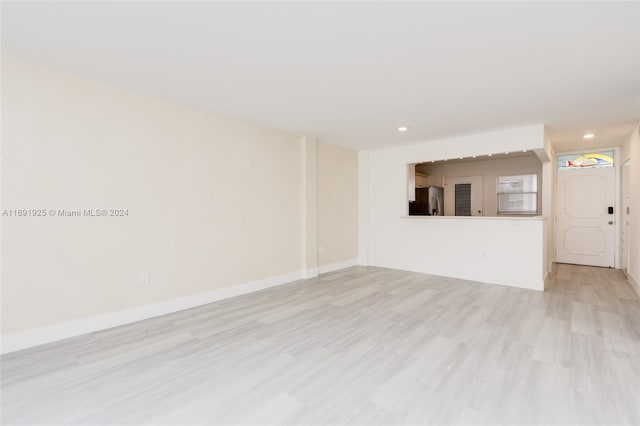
[608,221,614,225]
[608,206,614,214]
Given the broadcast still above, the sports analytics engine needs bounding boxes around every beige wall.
[416,154,543,216]
[622,124,640,284]
[542,130,556,276]
[1,57,356,335]
[317,142,358,266]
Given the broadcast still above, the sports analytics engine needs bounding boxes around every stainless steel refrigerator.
[409,186,444,216]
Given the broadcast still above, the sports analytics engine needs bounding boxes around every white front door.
[444,176,484,216]
[556,167,615,267]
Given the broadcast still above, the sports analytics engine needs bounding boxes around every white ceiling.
[2,2,639,152]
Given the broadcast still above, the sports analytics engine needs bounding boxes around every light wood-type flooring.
[2,264,639,425]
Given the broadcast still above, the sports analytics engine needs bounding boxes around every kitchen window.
[497,174,538,214]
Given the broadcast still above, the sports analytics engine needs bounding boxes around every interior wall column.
[358,150,370,266]
[301,136,318,278]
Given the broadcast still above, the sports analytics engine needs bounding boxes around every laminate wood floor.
[2,264,639,425]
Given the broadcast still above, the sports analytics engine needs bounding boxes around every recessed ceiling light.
[584,133,595,139]
[397,126,409,132]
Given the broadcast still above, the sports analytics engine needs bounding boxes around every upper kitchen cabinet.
[415,173,429,188]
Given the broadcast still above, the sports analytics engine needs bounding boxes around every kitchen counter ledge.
[402,215,545,220]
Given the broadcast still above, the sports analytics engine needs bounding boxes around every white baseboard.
[318,258,358,274]
[1,259,363,355]
[543,271,550,290]
[1,269,305,355]
[628,272,640,298]
[302,268,319,279]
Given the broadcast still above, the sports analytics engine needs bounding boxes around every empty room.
[1,1,639,425]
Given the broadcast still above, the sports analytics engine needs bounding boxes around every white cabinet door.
[556,167,615,267]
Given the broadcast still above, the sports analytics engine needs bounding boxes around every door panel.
[556,167,615,267]
[444,176,483,216]
[454,184,472,216]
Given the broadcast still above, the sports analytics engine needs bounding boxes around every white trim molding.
[628,272,640,298]
[302,268,319,279]
[318,258,358,274]
[1,261,362,355]
[1,270,304,355]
